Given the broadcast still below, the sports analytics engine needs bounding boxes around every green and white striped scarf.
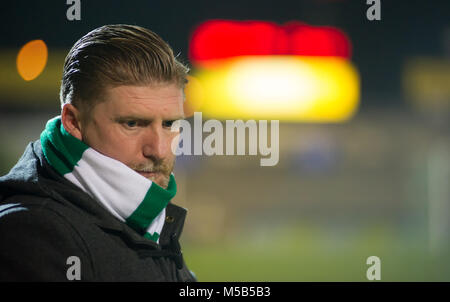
[40,116,177,243]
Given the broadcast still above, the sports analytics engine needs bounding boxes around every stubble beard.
[129,157,175,189]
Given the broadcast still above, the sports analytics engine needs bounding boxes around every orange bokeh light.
[16,40,48,81]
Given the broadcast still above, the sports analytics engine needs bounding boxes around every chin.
[150,177,169,189]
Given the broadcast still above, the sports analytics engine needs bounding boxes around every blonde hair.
[60,24,189,118]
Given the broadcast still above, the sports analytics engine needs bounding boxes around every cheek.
[164,132,179,155]
[93,127,139,162]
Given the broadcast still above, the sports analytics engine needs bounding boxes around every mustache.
[129,160,172,174]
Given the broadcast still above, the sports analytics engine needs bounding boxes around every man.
[0,24,196,281]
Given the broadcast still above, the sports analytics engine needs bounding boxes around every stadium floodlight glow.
[185,56,360,122]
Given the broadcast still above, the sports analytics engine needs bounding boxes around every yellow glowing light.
[185,56,360,122]
[16,40,48,81]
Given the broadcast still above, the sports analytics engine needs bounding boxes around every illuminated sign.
[185,20,360,122]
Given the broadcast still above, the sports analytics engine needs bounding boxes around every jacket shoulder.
[0,198,95,281]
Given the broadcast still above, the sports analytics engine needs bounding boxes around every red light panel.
[189,20,352,63]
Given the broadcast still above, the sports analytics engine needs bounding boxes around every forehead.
[101,84,184,117]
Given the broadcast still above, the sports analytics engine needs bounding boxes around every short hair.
[60,24,189,119]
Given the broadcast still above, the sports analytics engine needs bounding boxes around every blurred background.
[1,0,449,281]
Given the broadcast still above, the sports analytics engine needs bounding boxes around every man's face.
[80,83,184,189]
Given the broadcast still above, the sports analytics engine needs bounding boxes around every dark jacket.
[0,140,196,282]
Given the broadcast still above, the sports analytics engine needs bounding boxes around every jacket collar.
[94,203,187,249]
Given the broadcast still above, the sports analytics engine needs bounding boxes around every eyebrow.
[113,115,184,123]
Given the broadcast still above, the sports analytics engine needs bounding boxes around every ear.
[61,103,83,140]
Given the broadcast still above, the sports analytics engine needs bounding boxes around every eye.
[162,120,176,128]
[125,120,138,128]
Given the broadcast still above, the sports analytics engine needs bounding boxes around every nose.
[142,125,167,161]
